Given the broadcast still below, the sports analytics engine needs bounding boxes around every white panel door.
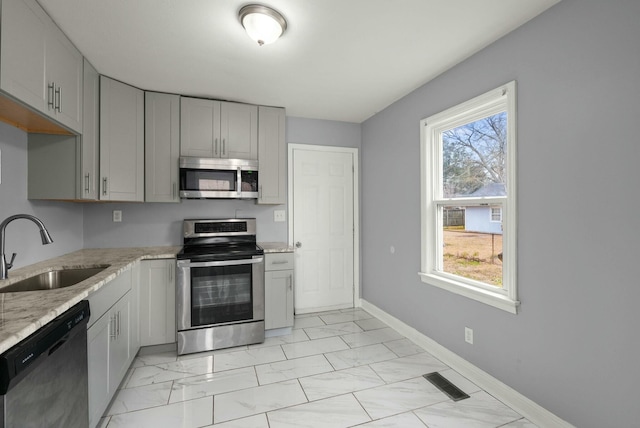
[292,147,355,312]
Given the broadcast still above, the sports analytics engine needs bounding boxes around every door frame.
[287,143,361,310]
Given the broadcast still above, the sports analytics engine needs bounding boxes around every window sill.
[418,272,519,314]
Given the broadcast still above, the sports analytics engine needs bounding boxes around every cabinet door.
[46,21,83,133]
[129,261,141,358]
[100,76,144,201]
[80,59,99,200]
[180,97,220,157]
[109,293,131,395]
[139,260,176,346]
[220,102,258,159]
[257,106,286,204]
[265,270,294,329]
[145,92,180,202]
[0,0,47,112]
[87,310,111,428]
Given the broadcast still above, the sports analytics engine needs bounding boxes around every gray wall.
[360,1,639,427]
[0,122,84,269]
[287,117,361,149]
[82,116,361,248]
[82,199,287,247]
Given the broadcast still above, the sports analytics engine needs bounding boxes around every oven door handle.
[177,257,263,268]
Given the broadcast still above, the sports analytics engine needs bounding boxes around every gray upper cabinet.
[180,97,219,157]
[45,18,83,132]
[0,0,83,133]
[257,106,286,204]
[145,92,180,203]
[180,97,258,159]
[27,60,99,201]
[27,133,79,200]
[221,102,258,159]
[100,76,144,202]
[80,59,99,200]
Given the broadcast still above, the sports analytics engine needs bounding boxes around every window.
[420,81,518,313]
[490,207,502,223]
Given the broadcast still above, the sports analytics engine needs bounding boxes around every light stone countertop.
[259,242,295,253]
[0,246,181,354]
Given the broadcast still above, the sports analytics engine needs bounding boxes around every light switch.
[273,210,286,222]
[113,210,122,222]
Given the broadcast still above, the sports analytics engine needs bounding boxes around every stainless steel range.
[176,218,265,355]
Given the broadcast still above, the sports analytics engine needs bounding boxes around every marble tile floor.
[99,308,536,428]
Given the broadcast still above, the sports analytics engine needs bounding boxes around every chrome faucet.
[0,214,54,280]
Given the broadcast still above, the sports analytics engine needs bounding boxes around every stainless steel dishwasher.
[0,300,90,428]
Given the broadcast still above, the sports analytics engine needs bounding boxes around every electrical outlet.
[273,210,286,222]
[112,210,122,223]
[465,327,474,344]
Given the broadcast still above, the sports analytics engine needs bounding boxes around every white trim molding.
[420,80,518,313]
[360,299,575,428]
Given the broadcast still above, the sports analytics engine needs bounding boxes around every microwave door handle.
[237,167,242,196]
[177,257,264,268]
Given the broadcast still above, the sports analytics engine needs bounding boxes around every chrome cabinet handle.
[110,314,116,340]
[172,182,177,199]
[271,260,288,265]
[55,86,61,112]
[85,173,90,193]
[222,139,226,156]
[47,83,55,109]
[102,178,107,195]
[295,242,302,248]
[117,311,121,337]
[288,274,292,291]
[214,138,219,156]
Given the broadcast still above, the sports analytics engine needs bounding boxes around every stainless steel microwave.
[179,157,259,199]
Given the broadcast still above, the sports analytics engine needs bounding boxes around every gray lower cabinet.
[87,265,139,428]
[145,92,180,202]
[139,259,176,346]
[264,252,294,330]
[257,106,286,204]
[100,75,144,201]
[0,0,83,133]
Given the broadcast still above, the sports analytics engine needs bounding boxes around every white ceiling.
[38,0,560,123]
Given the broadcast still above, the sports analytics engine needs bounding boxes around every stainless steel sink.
[0,266,109,293]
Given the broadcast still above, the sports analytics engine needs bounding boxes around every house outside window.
[420,81,518,313]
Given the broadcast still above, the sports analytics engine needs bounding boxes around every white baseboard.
[360,299,574,428]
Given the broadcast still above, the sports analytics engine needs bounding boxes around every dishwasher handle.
[0,300,90,395]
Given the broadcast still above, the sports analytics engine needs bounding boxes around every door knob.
[295,241,302,248]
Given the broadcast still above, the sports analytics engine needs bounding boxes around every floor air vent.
[423,372,470,401]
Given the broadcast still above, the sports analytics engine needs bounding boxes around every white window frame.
[490,207,502,223]
[419,81,518,314]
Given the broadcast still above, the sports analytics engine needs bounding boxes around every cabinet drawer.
[87,266,132,328]
[265,253,294,271]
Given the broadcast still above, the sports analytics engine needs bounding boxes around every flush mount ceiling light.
[239,4,287,46]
